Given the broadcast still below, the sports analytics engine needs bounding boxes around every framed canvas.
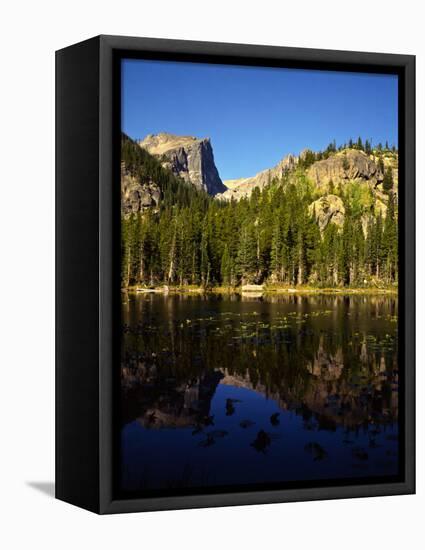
[56,35,415,514]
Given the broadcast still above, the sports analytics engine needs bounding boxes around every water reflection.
[120,293,398,493]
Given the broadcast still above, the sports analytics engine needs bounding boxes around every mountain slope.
[121,135,398,290]
[121,133,210,215]
[218,153,298,200]
[220,148,398,201]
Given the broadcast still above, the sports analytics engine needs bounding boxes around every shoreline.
[122,285,398,296]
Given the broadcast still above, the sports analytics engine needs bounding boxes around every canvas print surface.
[119,59,399,496]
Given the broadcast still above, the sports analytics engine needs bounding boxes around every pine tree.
[382,167,393,193]
[236,224,258,284]
[220,244,232,286]
[365,139,372,155]
[120,133,398,290]
[121,216,131,287]
[382,192,398,283]
[200,222,211,288]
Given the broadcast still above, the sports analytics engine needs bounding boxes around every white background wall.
[0,1,422,548]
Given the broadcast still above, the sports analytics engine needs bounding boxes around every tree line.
[121,135,398,289]
[298,137,397,169]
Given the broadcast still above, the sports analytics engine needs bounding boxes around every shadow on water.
[120,293,399,492]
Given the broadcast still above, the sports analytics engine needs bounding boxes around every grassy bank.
[123,284,398,295]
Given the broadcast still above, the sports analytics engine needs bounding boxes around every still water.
[120,293,399,494]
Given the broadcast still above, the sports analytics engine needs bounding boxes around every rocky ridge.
[307,149,383,190]
[138,132,226,195]
[122,132,398,236]
[220,148,397,201]
[306,150,397,233]
[217,147,397,234]
[217,153,298,201]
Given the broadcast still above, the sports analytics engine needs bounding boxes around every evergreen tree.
[365,139,372,155]
[382,192,398,282]
[120,133,398,290]
[382,167,393,193]
[220,244,232,286]
[236,224,258,284]
[200,222,211,288]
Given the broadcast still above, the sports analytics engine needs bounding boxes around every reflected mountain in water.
[120,293,399,493]
[122,366,223,429]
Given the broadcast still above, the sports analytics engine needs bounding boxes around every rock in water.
[138,132,226,195]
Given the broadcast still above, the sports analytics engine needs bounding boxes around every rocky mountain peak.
[217,153,298,201]
[138,132,225,195]
[218,147,397,203]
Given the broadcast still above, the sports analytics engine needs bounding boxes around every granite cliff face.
[219,148,395,202]
[138,132,226,195]
[306,150,398,233]
[307,149,384,191]
[217,147,397,234]
[121,162,161,215]
[217,153,298,201]
[122,131,398,242]
[308,195,346,233]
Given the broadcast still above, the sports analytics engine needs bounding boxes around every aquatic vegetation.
[240,419,256,429]
[207,430,229,439]
[270,412,280,426]
[198,434,216,448]
[352,447,369,461]
[251,430,272,454]
[304,442,328,461]
[225,398,241,416]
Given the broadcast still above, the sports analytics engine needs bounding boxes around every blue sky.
[122,59,398,180]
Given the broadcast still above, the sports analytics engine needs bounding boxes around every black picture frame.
[56,35,415,514]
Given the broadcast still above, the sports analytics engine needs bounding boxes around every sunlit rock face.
[138,132,226,195]
[217,153,298,201]
[308,194,346,233]
[218,149,397,206]
[121,163,161,215]
[307,149,384,190]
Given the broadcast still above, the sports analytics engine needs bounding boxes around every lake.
[119,293,399,495]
